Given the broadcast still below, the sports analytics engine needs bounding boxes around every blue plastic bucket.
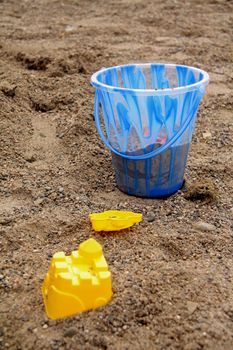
[91,63,209,198]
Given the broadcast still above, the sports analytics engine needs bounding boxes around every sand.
[0,0,232,349]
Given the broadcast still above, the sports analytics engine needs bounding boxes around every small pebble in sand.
[187,301,198,314]
[0,217,13,225]
[193,221,216,232]
[25,154,37,163]
[64,327,77,337]
[147,212,156,222]
[203,131,212,139]
[34,198,44,206]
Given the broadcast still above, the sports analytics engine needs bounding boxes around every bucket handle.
[94,90,195,160]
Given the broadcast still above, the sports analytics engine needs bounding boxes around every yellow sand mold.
[42,238,112,320]
[90,210,142,232]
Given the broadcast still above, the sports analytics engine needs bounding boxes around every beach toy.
[91,63,209,198]
[90,210,142,231]
[42,238,112,320]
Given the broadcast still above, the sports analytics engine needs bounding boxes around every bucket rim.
[91,63,209,96]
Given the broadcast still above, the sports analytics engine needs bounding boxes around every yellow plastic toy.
[89,210,142,232]
[42,238,112,320]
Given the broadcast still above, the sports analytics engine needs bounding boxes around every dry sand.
[0,0,232,349]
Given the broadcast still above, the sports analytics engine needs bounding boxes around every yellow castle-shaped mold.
[42,238,112,320]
